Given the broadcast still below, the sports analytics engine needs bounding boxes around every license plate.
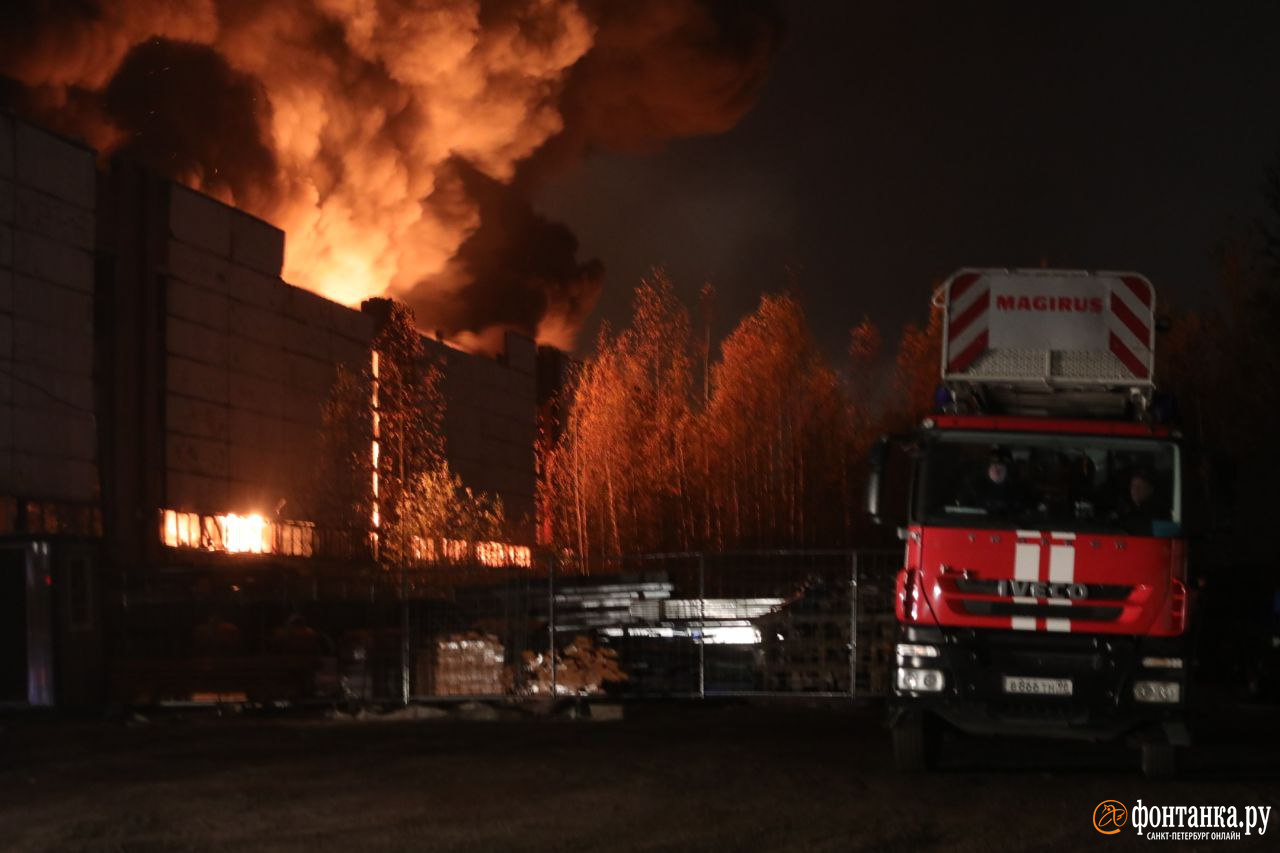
[1002,676,1073,697]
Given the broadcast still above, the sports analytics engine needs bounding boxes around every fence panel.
[109,542,902,706]
[550,549,901,700]
[404,562,554,701]
[850,549,900,697]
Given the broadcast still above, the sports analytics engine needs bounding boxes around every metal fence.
[107,549,902,706]
[398,549,901,704]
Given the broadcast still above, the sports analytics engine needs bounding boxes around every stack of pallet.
[430,632,505,696]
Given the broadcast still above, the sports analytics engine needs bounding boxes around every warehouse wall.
[161,185,375,518]
[0,114,98,504]
[0,112,544,553]
[432,333,537,534]
[159,185,539,540]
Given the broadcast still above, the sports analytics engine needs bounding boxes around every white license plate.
[1002,676,1073,697]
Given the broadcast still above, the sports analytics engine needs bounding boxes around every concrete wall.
[161,186,375,517]
[161,185,540,537]
[432,332,538,533]
[0,111,543,543]
[0,115,98,503]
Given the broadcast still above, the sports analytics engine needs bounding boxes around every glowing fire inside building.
[161,510,312,557]
[154,340,533,569]
[160,508,531,567]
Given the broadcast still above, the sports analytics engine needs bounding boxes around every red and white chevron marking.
[1107,275,1154,379]
[944,271,989,374]
[943,271,1154,380]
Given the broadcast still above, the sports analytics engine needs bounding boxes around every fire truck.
[866,269,1189,778]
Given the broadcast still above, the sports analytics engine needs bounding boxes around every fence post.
[698,552,706,700]
[849,551,859,701]
[400,565,410,705]
[548,552,557,698]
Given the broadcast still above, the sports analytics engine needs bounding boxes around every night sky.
[538,3,1280,355]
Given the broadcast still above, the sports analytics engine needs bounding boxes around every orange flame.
[3,1,781,351]
[4,0,594,344]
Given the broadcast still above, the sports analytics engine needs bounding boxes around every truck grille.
[960,600,1122,622]
[953,579,1132,601]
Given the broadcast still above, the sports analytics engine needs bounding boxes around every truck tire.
[1141,742,1176,779]
[892,712,936,771]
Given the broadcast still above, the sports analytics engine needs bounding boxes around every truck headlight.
[896,667,945,693]
[1133,680,1181,704]
[896,643,940,659]
[1141,657,1183,669]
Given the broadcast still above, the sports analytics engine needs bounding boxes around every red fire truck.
[867,269,1189,778]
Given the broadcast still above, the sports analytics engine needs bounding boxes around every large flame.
[2,0,782,351]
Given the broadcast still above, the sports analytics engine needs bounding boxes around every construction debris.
[524,635,628,696]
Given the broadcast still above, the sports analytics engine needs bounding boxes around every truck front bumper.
[891,624,1188,743]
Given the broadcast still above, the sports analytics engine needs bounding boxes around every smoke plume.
[1,0,782,351]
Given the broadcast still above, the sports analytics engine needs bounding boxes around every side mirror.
[865,436,888,524]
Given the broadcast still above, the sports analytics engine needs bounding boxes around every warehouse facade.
[1,113,551,707]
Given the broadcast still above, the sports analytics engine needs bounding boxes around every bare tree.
[542,282,863,563]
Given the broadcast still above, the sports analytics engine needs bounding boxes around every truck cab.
[869,269,1189,777]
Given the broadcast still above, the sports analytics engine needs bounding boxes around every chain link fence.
[399,549,901,703]
[108,549,900,706]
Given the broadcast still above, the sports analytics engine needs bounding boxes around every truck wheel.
[1141,742,1177,779]
[892,712,936,772]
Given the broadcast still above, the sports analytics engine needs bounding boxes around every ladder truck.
[866,269,1190,778]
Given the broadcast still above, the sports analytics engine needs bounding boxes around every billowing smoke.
[1,0,782,351]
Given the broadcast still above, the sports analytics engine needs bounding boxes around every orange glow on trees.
[541,276,866,564]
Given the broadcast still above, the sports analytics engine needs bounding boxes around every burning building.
[0,0,786,707]
[1,112,551,708]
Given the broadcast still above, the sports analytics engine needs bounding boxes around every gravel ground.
[1,701,1278,852]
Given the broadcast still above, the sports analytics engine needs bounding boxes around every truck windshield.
[916,431,1180,536]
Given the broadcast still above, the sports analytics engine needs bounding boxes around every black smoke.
[102,39,279,211]
[413,158,605,343]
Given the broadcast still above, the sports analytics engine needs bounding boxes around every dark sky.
[537,3,1280,356]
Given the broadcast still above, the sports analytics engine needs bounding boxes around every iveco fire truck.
[867,269,1189,778]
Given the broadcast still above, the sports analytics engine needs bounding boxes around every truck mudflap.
[891,624,1188,742]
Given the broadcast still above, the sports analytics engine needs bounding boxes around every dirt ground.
[2,701,1278,852]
